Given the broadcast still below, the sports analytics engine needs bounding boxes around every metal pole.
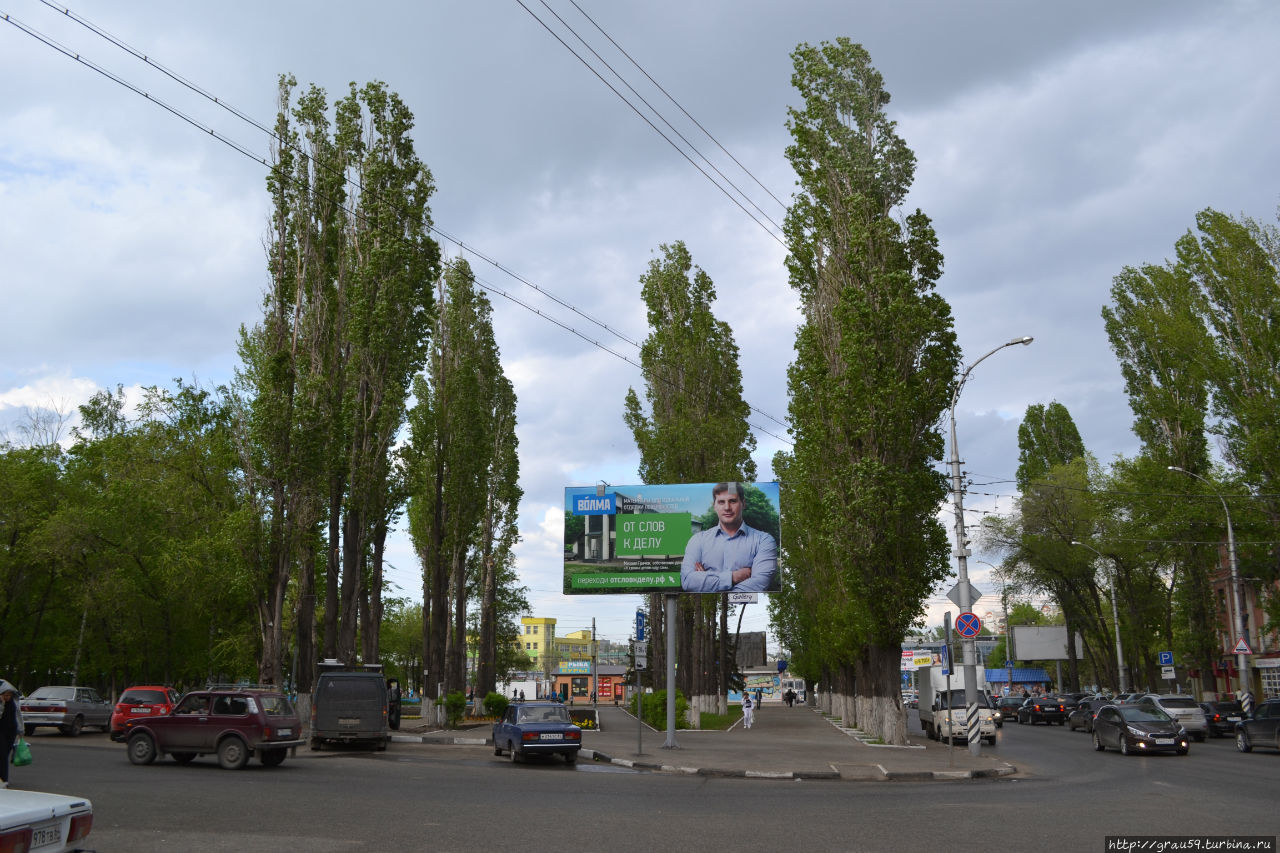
[663,593,680,748]
[1168,467,1250,703]
[1071,541,1127,693]
[949,336,1033,756]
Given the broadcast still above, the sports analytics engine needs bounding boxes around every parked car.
[109,685,180,738]
[492,700,582,764]
[1138,694,1207,742]
[1091,703,1189,755]
[122,687,305,769]
[1017,695,1068,725]
[1067,697,1108,733]
[309,666,390,751]
[1113,692,1146,705]
[0,789,93,852]
[20,686,112,736]
[1235,697,1280,753]
[1198,700,1244,738]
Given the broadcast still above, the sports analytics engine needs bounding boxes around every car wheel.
[508,740,520,763]
[217,737,249,770]
[23,724,34,737]
[1193,731,1205,742]
[494,740,503,756]
[127,732,157,765]
[61,716,84,737]
[1120,737,1131,756]
[1236,729,1252,753]
[259,748,287,767]
[984,735,996,746]
[1093,731,1105,752]
[171,752,196,765]
[564,751,578,765]
[1177,747,1189,755]
[309,737,322,751]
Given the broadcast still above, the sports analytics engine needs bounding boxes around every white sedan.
[0,790,93,852]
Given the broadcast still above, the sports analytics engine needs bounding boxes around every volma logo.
[574,493,616,515]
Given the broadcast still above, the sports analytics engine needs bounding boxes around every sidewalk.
[395,703,1018,782]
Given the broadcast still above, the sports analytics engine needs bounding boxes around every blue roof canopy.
[985,667,1051,684]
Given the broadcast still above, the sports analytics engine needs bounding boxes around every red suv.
[122,687,305,769]
[110,685,180,738]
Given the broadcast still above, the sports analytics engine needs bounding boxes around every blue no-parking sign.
[955,612,982,638]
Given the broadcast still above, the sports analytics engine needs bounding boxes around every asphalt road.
[13,719,1280,853]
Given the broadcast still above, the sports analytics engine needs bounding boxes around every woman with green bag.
[1,678,24,788]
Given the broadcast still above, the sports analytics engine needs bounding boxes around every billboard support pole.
[663,593,680,749]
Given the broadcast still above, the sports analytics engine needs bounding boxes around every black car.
[1017,695,1068,725]
[1235,698,1280,753]
[1198,700,1244,738]
[1067,697,1107,733]
[1091,703,1189,755]
[995,695,1023,726]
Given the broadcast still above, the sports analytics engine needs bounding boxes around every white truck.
[917,664,997,745]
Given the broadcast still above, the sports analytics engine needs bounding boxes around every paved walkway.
[395,702,1017,782]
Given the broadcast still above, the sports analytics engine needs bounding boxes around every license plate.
[1154,738,1174,745]
[278,728,292,737]
[1227,716,1241,722]
[31,821,61,849]
[539,733,562,740]
[132,707,151,714]
[338,718,361,726]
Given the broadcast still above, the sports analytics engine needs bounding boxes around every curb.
[582,748,1011,781]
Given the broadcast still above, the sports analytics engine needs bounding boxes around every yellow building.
[557,629,593,662]
[519,617,557,669]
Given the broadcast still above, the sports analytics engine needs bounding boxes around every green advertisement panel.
[563,481,781,595]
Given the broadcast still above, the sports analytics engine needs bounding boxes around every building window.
[533,642,539,650]
[525,643,531,650]
[533,626,539,635]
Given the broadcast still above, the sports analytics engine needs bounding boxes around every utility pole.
[949,336,1033,756]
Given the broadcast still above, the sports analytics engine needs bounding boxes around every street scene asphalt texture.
[394,701,1017,782]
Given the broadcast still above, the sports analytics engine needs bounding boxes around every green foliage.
[774,38,959,729]
[484,692,510,720]
[434,690,467,728]
[630,689,690,730]
[697,706,742,730]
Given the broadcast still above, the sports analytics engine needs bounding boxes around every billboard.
[563,481,781,595]
[1012,625,1084,660]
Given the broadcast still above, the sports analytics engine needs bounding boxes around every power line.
[6,4,793,444]
[529,0,786,236]
[566,0,789,213]
[514,0,787,250]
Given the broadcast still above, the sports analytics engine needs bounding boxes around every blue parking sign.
[1158,651,1174,666]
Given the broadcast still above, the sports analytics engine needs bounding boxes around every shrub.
[630,689,690,729]
[484,692,509,720]
[435,691,467,728]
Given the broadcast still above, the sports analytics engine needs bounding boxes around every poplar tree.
[775,39,959,743]
[622,241,756,716]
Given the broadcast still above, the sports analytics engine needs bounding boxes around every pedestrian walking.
[742,693,755,730]
[1,679,24,789]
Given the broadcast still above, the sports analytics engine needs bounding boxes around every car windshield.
[1159,697,1197,709]
[519,706,570,723]
[1120,705,1172,722]
[121,690,169,704]
[30,687,75,700]
[259,695,295,716]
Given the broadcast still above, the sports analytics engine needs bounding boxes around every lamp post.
[1167,466,1250,703]
[1070,541,1127,693]
[949,335,1033,756]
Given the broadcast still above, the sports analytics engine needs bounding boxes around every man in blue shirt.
[680,482,778,592]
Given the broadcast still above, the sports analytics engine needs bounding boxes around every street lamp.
[1070,541,1127,693]
[949,335,1033,756]
[1167,466,1251,704]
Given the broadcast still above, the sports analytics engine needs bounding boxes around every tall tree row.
[405,258,523,719]
[770,39,959,744]
[622,241,757,716]
[234,77,439,685]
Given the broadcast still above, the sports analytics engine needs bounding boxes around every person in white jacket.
[0,679,24,788]
[742,693,755,730]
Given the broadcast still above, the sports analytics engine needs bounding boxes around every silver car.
[20,686,112,736]
[1139,693,1208,742]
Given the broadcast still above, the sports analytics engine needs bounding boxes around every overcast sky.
[3,0,1278,648]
